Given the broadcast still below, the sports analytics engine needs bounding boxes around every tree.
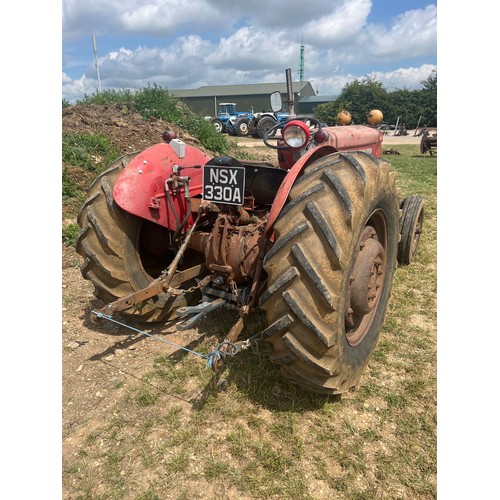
[315,78,389,125]
[314,72,437,128]
[386,88,422,128]
[422,71,437,92]
[418,71,437,127]
[337,78,389,124]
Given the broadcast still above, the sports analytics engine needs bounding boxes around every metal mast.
[298,37,305,82]
[91,34,102,93]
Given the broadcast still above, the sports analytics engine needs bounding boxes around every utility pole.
[91,34,102,93]
[285,68,295,117]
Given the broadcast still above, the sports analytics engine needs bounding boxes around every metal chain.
[165,274,212,296]
[229,278,239,304]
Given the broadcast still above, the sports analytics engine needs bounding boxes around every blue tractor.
[224,108,290,138]
[208,102,289,138]
[208,103,255,136]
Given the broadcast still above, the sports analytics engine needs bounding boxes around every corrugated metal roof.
[170,81,313,97]
[298,95,338,103]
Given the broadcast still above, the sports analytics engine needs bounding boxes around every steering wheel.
[263,117,323,150]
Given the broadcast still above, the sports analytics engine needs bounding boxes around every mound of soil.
[62,103,209,156]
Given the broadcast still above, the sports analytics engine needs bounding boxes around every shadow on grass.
[82,298,341,413]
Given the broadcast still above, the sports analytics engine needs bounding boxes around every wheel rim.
[345,210,388,346]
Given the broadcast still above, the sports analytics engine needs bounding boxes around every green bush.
[177,113,228,154]
[132,84,182,122]
[62,133,119,174]
[77,88,135,106]
[62,166,80,199]
[62,223,81,247]
[62,133,120,227]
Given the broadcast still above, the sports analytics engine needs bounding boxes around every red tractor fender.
[265,125,383,236]
[265,145,335,236]
[113,142,212,231]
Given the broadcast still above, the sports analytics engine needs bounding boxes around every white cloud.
[62,1,437,102]
[367,64,437,91]
[365,5,437,61]
[302,0,372,46]
[62,72,91,101]
[119,0,221,36]
[109,48,133,60]
[204,0,354,29]
[63,0,122,39]
[204,27,296,70]
[303,63,436,96]
[62,0,366,40]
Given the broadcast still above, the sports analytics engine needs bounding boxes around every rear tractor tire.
[76,153,202,322]
[397,195,425,265]
[261,152,400,394]
[257,116,277,138]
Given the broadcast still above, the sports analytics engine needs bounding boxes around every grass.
[62,132,120,227]
[63,144,436,498]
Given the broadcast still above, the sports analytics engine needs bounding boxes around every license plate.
[202,165,245,205]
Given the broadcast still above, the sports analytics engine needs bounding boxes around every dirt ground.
[62,104,214,449]
[61,106,431,498]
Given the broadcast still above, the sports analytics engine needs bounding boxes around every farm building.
[296,95,338,116]
[169,81,316,117]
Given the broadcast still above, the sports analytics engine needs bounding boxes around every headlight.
[282,120,311,149]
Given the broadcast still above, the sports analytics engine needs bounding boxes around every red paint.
[113,142,212,230]
[267,125,383,235]
[113,126,382,238]
[318,125,383,158]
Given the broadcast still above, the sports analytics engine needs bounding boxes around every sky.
[62,0,437,103]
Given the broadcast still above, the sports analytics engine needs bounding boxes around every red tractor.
[76,91,424,395]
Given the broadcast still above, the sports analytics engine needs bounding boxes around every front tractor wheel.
[76,153,202,322]
[235,117,251,137]
[261,152,400,394]
[211,118,224,133]
[398,195,425,265]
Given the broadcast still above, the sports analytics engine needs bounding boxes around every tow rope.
[91,310,238,371]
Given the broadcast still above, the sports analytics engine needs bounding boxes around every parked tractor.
[77,87,424,395]
[207,103,255,136]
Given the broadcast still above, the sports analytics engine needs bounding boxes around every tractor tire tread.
[261,151,399,394]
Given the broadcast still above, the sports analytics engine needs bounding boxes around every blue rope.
[91,311,233,369]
